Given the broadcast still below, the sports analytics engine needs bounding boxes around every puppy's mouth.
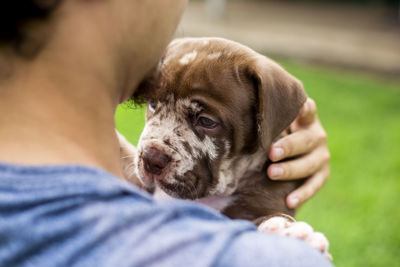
[157,180,196,200]
[139,173,155,189]
[136,149,210,199]
[155,172,207,200]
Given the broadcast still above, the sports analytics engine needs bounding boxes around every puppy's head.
[134,38,306,199]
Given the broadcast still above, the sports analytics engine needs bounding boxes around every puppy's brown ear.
[249,56,307,150]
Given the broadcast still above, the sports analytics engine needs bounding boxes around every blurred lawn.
[115,61,400,267]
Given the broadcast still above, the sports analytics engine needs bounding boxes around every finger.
[298,98,317,126]
[269,127,325,162]
[268,146,330,180]
[286,165,330,208]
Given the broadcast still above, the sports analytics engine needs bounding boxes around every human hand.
[267,98,330,208]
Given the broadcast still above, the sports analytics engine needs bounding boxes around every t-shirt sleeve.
[0,169,332,267]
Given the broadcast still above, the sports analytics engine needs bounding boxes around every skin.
[268,98,330,208]
[0,0,187,176]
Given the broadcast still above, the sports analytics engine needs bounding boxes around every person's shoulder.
[0,162,153,205]
[0,162,332,267]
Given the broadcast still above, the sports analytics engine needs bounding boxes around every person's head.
[0,0,187,101]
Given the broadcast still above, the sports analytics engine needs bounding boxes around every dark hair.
[0,0,61,57]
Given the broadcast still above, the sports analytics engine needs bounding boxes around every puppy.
[120,37,330,258]
[133,37,305,219]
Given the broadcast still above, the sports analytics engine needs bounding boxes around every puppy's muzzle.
[143,147,171,176]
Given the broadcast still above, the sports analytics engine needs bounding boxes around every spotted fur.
[136,96,221,198]
[134,37,307,221]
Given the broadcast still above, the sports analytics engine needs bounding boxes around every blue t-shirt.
[0,162,332,267]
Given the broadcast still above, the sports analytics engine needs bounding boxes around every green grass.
[115,62,400,267]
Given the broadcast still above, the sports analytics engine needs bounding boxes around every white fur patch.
[153,186,176,202]
[195,195,234,212]
[154,185,234,212]
[179,51,198,65]
[201,39,210,46]
[207,52,222,60]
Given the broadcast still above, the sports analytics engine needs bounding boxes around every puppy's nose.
[143,147,171,175]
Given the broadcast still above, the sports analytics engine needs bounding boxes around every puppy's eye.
[198,116,217,129]
[148,101,157,112]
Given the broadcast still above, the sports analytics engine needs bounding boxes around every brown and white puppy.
[133,37,305,218]
[122,37,330,257]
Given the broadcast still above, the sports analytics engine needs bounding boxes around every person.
[0,0,331,266]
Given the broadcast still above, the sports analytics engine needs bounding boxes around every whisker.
[120,155,136,160]
[185,176,200,199]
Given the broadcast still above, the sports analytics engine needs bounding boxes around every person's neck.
[0,52,130,177]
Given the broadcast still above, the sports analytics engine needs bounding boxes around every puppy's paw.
[258,216,332,260]
[257,216,293,234]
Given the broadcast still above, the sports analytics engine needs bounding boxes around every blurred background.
[116,0,400,266]
[178,0,400,76]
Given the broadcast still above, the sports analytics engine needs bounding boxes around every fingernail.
[270,166,284,179]
[273,147,284,161]
[288,196,299,208]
